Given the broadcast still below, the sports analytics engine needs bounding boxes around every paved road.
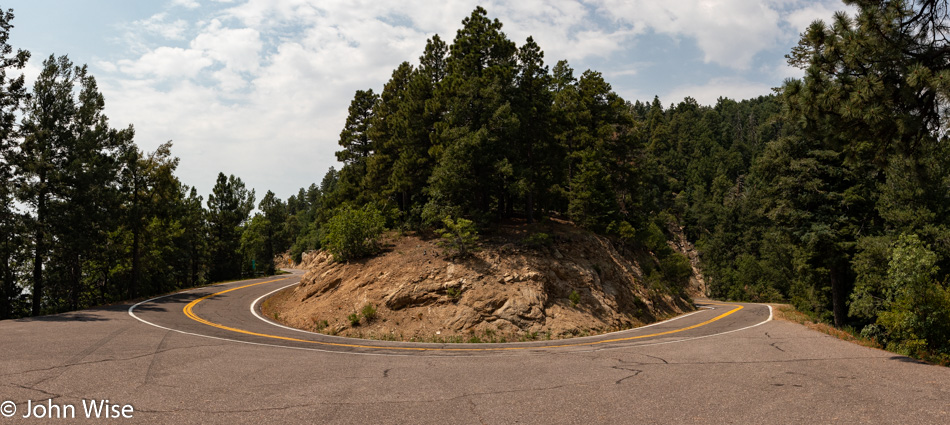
[1,270,948,423]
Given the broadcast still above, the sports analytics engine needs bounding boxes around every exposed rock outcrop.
[266,220,695,341]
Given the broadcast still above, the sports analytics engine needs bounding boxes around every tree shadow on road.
[888,355,926,365]
[14,308,119,322]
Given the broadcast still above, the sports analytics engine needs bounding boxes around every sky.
[5,0,853,202]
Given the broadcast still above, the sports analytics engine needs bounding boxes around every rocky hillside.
[264,220,696,342]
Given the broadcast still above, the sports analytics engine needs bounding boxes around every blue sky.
[5,0,851,201]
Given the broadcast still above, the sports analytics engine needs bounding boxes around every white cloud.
[192,20,261,72]
[171,0,200,9]
[589,0,784,70]
[783,1,850,34]
[133,13,189,40]
[665,77,776,106]
[90,0,858,199]
[116,46,212,79]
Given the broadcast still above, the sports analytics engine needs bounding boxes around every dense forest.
[2,2,949,362]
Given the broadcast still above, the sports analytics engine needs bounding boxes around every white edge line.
[129,278,773,357]
[127,277,422,358]
[587,307,774,353]
[250,282,310,334]
[249,281,712,341]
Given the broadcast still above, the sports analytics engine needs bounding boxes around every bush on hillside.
[321,204,385,262]
[437,217,479,257]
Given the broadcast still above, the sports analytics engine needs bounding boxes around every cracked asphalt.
[2,270,949,424]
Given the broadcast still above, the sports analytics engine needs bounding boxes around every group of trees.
[685,0,950,361]
[0,10,271,319]
[285,3,950,360]
[328,7,644,233]
[275,7,695,295]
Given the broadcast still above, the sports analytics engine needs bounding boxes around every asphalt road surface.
[2,269,949,424]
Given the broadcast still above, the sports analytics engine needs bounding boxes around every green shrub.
[446,287,462,301]
[875,234,950,357]
[607,220,637,243]
[660,252,693,290]
[569,290,581,307]
[321,204,385,262]
[639,221,671,256]
[523,232,553,248]
[348,312,361,326]
[361,303,377,321]
[311,318,329,331]
[436,217,479,257]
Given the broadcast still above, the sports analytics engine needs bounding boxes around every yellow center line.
[183,279,744,352]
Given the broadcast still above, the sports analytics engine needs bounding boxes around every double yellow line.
[183,278,744,352]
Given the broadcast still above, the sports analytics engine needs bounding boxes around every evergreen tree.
[366,62,413,206]
[15,55,75,315]
[180,186,207,288]
[243,190,288,275]
[0,8,28,319]
[512,36,553,221]
[565,70,635,231]
[426,6,518,221]
[389,36,446,217]
[17,55,130,314]
[207,173,255,282]
[757,0,950,326]
[335,89,378,204]
[49,67,131,310]
[117,141,189,298]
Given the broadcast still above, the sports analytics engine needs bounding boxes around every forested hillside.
[700,0,950,362]
[2,2,949,362]
[278,3,950,361]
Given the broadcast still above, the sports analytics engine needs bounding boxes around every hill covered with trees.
[2,2,950,362]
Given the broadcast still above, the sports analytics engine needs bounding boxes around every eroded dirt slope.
[266,220,694,342]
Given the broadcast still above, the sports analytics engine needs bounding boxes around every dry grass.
[771,304,883,351]
[772,304,950,366]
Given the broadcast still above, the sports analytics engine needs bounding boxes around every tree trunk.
[1,262,11,320]
[69,254,81,311]
[526,191,535,223]
[190,240,199,287]
[130,224,140,299]
[830,264,848,327]
[31,187,46,317]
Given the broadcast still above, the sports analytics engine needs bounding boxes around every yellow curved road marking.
[183,278,744,352]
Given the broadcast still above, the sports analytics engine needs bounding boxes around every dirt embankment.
[265,220,695,342]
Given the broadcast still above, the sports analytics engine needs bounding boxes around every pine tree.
[0,8,28,319]
[426,6,518,220]
[51,68,131,310]
[207,173,255,282]
[753,0,950,326]
[564,70,634,231]
[118,141,184,298]
[16,55,132,314]
[246,190,288,274]
[512,36,553,221]
[384,36,447,219]
[366,62,413,205]
[335,89,378,204]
